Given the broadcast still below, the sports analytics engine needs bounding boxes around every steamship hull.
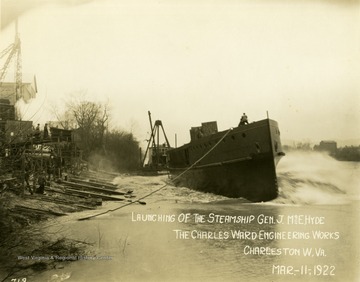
[167,119,285,202]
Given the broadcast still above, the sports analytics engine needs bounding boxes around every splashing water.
[111,151,359,206]
[275,151,360,205]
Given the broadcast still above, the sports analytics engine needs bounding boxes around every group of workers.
[24,169,47,195]
[24,159,56,195]
[26,123,52,194]
[34,123,50,140]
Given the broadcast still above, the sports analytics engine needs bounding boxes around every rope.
[77,127,234,221]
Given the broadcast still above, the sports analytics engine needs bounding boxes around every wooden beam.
[61,180,131,196]
[64,188,127,201]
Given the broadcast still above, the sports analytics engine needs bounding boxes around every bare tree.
[62,93,110,158]
[49,92,139,171]
[49,99,77,129]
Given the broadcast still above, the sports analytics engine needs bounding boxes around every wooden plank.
[64,188,127,201]
[68,177,118,190]
[61,180,131,196]
[87,169,120,178]
[45,187,103,206]
[87,177,119,187]
[23,194,97,209]
[14,205,67,216]
[74,204,97,210]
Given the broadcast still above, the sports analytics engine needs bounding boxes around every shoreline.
[0,170,130,281]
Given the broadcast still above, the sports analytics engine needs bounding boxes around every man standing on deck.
[239,113,249,126]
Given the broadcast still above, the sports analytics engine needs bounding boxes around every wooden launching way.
[13,205,68,216]
[23,193,97,210]
[63,188,127,201]
[58,176,135,203]
[61,180,131,196]
[68,177,119,190]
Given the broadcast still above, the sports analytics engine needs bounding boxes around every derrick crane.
[0,19,22,113]
[142,111,172,171]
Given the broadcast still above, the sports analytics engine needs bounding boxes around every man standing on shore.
[36,172,46,195]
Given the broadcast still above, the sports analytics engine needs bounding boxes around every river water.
[32,151,359,282]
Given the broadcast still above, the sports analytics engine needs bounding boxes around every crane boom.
[0,19,22,107]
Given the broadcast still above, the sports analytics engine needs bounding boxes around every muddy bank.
[0,170,133,282]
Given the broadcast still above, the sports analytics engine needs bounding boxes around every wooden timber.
[64,188,127,201]
[14,205,67,216]
[23,194,97,210]
[68,177,118,190]
[88,176,118,185]
[61,180,131,196]
[45,186,102,206]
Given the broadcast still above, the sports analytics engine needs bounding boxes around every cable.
[77,127,234,221]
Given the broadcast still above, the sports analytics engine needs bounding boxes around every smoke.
[275,151,360,205]
[87,152,117,173]
[1,0,96,30]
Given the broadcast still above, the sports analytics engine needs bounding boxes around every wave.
[274,151,360,205]
[188,152,359,206]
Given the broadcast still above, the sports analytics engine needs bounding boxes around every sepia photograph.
[0,0,359,281]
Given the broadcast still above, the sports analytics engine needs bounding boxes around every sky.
[1,0,359,147]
